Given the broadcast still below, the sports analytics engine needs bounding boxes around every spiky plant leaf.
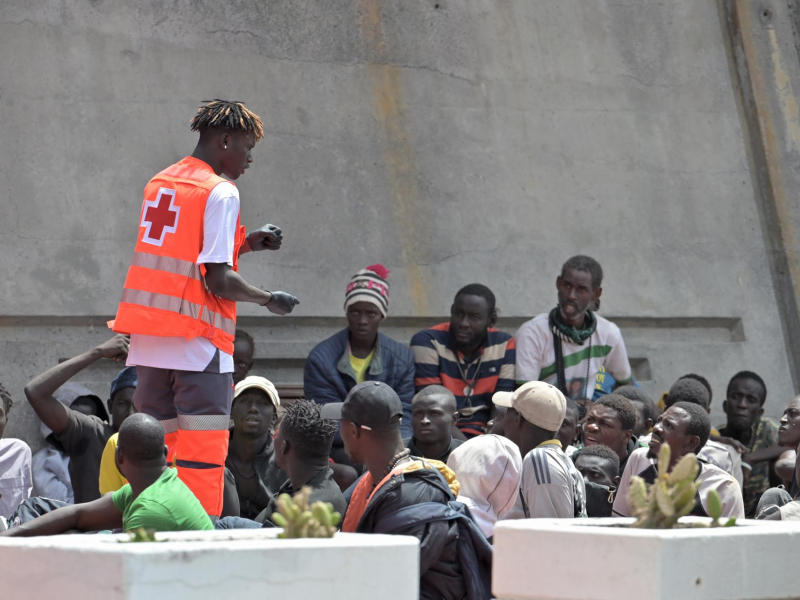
[657,444,671,478]
[707,489,723,521]
[667,454,699,485]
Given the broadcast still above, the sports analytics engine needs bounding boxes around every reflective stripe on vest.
[120,289,236,336]
[129,251,202,281]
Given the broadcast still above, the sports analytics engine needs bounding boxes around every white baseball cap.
[492,381,566,432]
[234,376,280,411]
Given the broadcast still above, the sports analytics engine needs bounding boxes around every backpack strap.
[552,330,568,396]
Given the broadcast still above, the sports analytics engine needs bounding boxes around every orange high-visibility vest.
[109,156,246,355]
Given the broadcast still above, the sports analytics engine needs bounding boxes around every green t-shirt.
[112,467,214,532]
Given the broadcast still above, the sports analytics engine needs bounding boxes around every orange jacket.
[110,157,246,355]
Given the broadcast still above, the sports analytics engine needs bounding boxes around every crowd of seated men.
[2,255,798,599]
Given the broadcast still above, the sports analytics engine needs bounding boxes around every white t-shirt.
[127,181,240,373]
[613,447,744,519]
[504,441,587,520]
[514,313,631,400]
[0,439,33,518]
[638,435,744,488]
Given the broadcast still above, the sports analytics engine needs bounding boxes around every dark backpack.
[6,497,69,526]
[372,500,494,600]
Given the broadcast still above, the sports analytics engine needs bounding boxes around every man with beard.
[515,256,632,407]
[717,371,781,516]
[613,402,744,519]
[412,284,515,438]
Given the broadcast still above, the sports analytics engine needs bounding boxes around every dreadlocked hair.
[280,399,338,461]
[0,382,12,416]
[190,99,264,141]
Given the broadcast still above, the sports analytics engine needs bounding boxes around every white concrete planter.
[493,517,800,600]
[0,529,419,600]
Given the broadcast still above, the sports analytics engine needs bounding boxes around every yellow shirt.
[99,432,127,494]
[349,349,375,384]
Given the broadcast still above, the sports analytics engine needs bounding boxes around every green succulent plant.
[629,444,736,529]
[271,486,341,538]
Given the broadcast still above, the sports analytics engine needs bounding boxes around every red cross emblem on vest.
[141,187,180,246]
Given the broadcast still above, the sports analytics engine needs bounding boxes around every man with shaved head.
[2,414,212,536]
[405,386,464,462]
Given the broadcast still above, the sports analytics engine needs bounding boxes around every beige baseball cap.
[234,376,281,411]
[492,381,566,432]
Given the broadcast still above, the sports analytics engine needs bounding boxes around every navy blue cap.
[110,366,138,400]
[319,381,403,431]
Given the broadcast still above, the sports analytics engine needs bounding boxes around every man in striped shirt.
[411,284,515,438]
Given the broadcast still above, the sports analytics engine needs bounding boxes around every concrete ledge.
[493,517,800,600]
[0,529,419,600]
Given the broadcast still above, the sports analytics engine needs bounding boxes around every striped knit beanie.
[344,264,390,318]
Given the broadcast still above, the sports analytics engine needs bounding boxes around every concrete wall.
[0,0,796,450]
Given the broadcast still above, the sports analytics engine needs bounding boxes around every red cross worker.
[109,100,299,518]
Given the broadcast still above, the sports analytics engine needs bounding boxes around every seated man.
[305,265,416,462]
[412,284,515,438]
[615,385,657,439]
[322,381,474,600]
[578,394,637,476]
[613,402,744,519]
[25,336,136,504]
[494,381,587,519]
[514,256,631,403]
[32,383,107,504]
[226,376,286,520]
[775,395,800,490]
[97,368,241,518]
[257,400,346,523]
[756,395,800,520]
[406,386,463,463]
[557,398,581,457]
[0,383,32,517]
[233,328,256,385]
[98,368,139,495]
[717,371,781,516]
[446,434,522,540]
[1,414,213,536]
[574,445,620,517]
[660,377,743,487]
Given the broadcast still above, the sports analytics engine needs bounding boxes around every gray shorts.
[133,351,233,433]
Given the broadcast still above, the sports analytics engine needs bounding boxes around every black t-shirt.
[405,436,464,464]
[55,410,114,504]
[255,467,346,524]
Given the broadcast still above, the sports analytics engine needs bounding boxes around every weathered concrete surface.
[0,1,796,450]
[0,528,419,600]
[493,518,800,600]
[720,0,800,393]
